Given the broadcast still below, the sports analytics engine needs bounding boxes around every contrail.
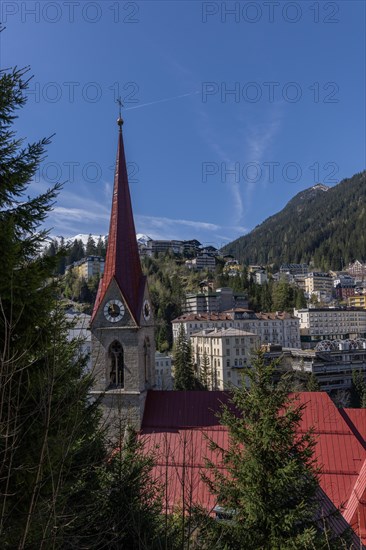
[124,90,200,111]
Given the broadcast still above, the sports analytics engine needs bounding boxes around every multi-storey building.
[190,328,258,389]
[248,265,268,285]
[155,352,173,390]
[347,260,366,279]
[145,239,204,257]
[333,274,355,300]
[223,259,242,277]
[304,272,333,297]
[67,255,105,281]
[172,309,301,348]
[184,287,248,314]
[348,295,366,309]
[294,308,366,348]
[254,270,268,285]
[280,264,309,276]
[151,240,185,255]
[284,339,366,392]
[185,253,216,271]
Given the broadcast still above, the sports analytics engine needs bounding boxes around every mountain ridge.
[221,171,366,271]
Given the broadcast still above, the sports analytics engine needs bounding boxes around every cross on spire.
[116,97,124,127]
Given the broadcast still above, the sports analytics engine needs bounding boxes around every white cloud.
[53,206,110,222]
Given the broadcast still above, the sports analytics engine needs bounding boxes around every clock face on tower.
[104,299,125,323]
[143,299,151,321]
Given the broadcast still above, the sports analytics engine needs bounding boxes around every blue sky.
[2,0,365,247]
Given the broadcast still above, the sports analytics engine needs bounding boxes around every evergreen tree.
[307,373,321,392]
[272,279,292,311]
[351,370,366,408]
[66,427,169,549]
[0,65,104,547]
[67,238,85,265]
[96,235,106,257]
[173,324,196,390]
[199,352,347,549]
[295,286,307,309]
[200,350,211,390]
[86,233,97,255]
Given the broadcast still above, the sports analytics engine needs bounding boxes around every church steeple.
[90,115,155,434]
[91,116,144,324]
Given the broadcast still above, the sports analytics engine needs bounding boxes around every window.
[109,341,124,388]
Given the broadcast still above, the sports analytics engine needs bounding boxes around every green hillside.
[222,171,366,271]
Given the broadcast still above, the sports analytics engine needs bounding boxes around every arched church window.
[109,341,124,388]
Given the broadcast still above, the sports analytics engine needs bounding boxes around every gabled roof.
[91,121,144,323]
[139,391,366,545]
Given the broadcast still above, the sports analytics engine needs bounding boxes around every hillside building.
[184,287,248,314]
[347,260,366,279]
[280,263,309,276]
[172,309,301,348]
[190,328,258,389]
[155,352,173,390]
[304,272,333,297]
[288,339,366,392]
[294,307,366,348]
[67,255,105,281]
[348,295,366,309]
[185,253,216,271]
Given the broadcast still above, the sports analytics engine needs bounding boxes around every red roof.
[139,391,366,545]
[172,311,297,323]
[91,122,144,323]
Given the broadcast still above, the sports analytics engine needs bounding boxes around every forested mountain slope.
[222,171,366,271]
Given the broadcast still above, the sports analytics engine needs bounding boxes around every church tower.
[90,114,155,432]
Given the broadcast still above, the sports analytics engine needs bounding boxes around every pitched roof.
[172,310,297,323]
[139,391,366,545]
[190,328,257,338]
[91,122,144,323]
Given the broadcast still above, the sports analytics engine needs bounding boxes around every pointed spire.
[91,117,144,323]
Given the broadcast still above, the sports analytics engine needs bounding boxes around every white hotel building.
[294,308,366,349]
[190,328,259,390]
[172,309,301,349]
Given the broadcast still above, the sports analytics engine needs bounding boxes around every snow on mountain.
[49,233,152,246]
[311,184,329,192]
[136,233,152,245]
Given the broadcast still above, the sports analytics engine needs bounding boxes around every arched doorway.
[109,341,124,388]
